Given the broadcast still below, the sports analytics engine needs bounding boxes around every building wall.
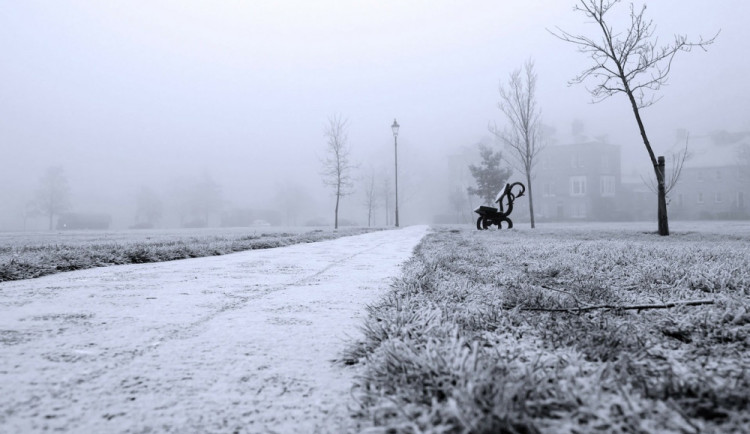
[670,166,748,219]
[535,142,622,221]
[533,138,749,222]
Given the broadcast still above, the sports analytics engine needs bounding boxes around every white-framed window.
[599,176,615,197]
[715,192,723,203]
[697,171,704,182]
[570,176,587,196]
[697,192,704,203]
[543,182,554,197]
[716,170,722,181]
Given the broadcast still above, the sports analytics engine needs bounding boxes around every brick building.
[534,141,623,221]
[668,138,749,220]
[532,135,749,222]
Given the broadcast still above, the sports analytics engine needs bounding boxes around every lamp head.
[391,119,400,137]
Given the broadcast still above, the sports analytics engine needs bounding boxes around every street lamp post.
[391,119,400,228]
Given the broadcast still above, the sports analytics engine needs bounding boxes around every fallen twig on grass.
[518,299,715,313]
[539,284,583,307]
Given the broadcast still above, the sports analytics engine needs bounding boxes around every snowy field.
[1,221,748,433]
[532,219,750,236]
[0,226,317,248]
[347,221,750,433]
[0,226,380,282]
[0,226,429,433]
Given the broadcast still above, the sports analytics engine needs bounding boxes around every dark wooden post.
[657,156,670,236]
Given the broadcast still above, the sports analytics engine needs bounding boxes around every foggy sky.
[2,1,748,230]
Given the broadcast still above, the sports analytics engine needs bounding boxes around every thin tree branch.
[518,299,714,313]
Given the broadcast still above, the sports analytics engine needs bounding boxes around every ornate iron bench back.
[495,182,526,217]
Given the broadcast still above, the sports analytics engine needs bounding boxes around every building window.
[715,192,723,203]
[570,176,587,196]
[697,192,704,203]
[601,155,611,172]
[697,171,704,182]
[570,154,584,168]
[716,170,722,181]
[543,182,554,197]
[599,176,615,197]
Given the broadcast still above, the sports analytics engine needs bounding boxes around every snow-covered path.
[0,225,428,434]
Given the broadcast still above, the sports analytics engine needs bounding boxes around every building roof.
[681,131,749,169]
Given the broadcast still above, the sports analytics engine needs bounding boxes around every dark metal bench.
[473,182,526,230]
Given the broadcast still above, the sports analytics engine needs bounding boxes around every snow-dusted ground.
[0,225,428,434]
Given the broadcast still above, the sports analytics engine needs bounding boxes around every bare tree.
[550,0,717,235]
[321,115,355,229]
[33,166,71,230]
[490,59,545,228]
[362,170,379,227]
[641,132,691,202]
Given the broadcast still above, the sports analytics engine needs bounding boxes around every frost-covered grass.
[346,223,750,433]
[0,226,381,282]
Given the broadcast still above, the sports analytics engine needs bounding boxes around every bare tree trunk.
[657,156,669,236]
[628,98,669,235]
[363,171,377,228]
[622,80,669,235]
[334,185,340,229]
[525,170,535,229]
